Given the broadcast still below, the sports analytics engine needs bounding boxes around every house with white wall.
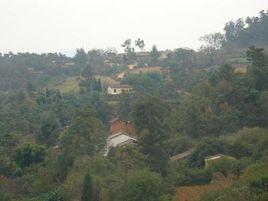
[107,84,132,95]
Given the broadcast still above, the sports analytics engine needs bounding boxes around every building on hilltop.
[107,84,132,95]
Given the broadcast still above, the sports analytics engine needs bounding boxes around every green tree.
[199,33,225,65]
[135,38,145,51]
[122,39,135,64]
[12,143,47,169]
[37,112,59,146]
[80,64,94,92]
[81,171,93,201]
[149,45,160,64]
[133,97,171,173]
[123,169,162,201]
[74,48,87,66]
[247,46,268,90]
[61,106,105,156]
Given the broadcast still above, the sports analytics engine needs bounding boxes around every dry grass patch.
[173,180,232,201]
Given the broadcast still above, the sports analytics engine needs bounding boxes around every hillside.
[0,10,268,201]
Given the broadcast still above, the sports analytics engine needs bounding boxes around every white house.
[107,84,132,95]
[103,132,138,156]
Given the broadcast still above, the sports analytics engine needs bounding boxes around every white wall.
[107,86,121,95]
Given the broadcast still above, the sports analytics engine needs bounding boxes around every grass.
[55,76,80,94]
[53,75,119,94]
[95,75,119,86]
[173,179,232,201]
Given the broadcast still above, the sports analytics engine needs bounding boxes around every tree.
[12,143,47,169]
[199,33,225,64]
[188,138,230,168]
[74,48,87,66]
[121,39,135,64]
[54,151,74,182]
[123,169,162,201]
[61,106,105,156]
[149,45,160,64]
[200,33,225,51]
[121,39,132,51]
[37,112,59,146]
[247,46,268,90]
[81,171,93,201]
[80,64,94,92]
[116,145,147,183]
[133,97,171,173]
[224,19,245,42]
[135,38,145,51]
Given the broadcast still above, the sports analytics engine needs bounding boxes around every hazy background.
[1,0,267,54]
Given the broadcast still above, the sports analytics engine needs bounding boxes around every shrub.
[12,143,47,169]
[123,169,163,201]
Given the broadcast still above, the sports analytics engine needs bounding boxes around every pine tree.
[81,171,93,201]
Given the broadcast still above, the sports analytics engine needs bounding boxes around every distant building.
[104,132,138,156]
[107,84,132,95]
[109,118,136,136]
[103,118,137,156]
[135,51,150,58]
[205,154,236,167]
[108,132,137,148]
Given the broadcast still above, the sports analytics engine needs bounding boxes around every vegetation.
[0,10,267,201]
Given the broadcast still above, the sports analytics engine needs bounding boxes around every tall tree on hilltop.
[199,32,225,65]
[122,39,135,64]
[80,64,93,92]
[74,48,87,66]
[135,38,145,51]
[149,45,160,65]
[247,46,268,90]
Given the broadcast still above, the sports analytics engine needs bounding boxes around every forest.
[0,10,268,201]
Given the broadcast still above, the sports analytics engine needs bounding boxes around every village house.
[104,132,138,156]
[108,132,137,147]
[109,118,136,136]
[107,84,132,95]
[103,118,137,156]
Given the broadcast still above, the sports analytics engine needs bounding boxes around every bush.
[123,169,163,201]
[12,143,47,169]
[188,138,230,168]
[206,157,237,177]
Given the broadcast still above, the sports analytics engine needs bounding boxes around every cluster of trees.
[224,10,268,47]
[0,52,76,92]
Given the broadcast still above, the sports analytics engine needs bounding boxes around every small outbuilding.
[205,154,236,167]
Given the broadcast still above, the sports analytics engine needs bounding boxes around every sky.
[0,0,267,54]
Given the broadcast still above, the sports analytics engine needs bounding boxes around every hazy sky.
[0,0,267,53]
